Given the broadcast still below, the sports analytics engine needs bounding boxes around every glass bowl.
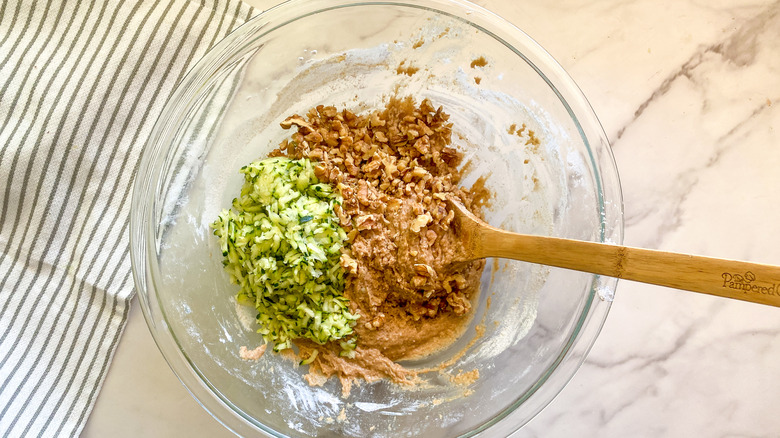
[129,0,623,436]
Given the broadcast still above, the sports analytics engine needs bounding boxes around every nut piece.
[446,292,471,315]
[280,115,314,134]
[452,274,467,289]
[411,167,428,179]
[355,214,379,231]
[386,198,402,212]
[409,213,432,232]
[414,263,437,278]
[340,254,358,274]
[363,312,386,330]
[411,275,427,288]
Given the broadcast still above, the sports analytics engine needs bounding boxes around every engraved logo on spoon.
[722,271,779,296]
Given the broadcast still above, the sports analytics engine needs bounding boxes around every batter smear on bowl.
[232,97,488,396]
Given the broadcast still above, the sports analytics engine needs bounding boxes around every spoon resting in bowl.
[448,199,780,307]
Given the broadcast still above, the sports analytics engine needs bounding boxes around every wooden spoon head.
[445,197,486,263]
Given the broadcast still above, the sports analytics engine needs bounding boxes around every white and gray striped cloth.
[0,1,255,436]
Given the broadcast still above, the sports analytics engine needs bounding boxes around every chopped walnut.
[363,312,386,330]
[280,115,314,134]
[411,275,428,288]
[446,292,471,315]
[355,214,379,231]
[386,198,402,212]
[409,213,432,232]
[414,263,437,278]
[340,254,358,274]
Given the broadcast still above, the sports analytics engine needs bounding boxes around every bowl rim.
[129,0,624,436]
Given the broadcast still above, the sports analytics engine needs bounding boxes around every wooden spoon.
[448,199,780,307]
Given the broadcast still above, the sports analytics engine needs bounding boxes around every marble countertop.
[82,0,780,436]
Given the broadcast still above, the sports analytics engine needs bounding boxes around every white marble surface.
[83,0,780,436]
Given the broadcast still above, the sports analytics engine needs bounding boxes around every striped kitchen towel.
[0,1,256,436]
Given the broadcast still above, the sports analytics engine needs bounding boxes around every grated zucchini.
[211,157,358,354]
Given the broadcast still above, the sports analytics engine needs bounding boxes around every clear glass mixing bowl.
[130,0,623,436]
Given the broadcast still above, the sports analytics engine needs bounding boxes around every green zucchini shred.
[211,157,358,354]
[299,349,319,365]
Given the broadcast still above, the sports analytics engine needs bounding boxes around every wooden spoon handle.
[479,227,780,307]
